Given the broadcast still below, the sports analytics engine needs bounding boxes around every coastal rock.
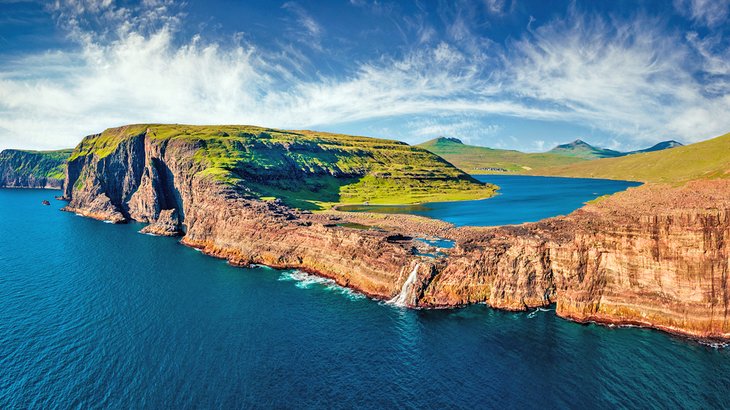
[62,126,730,340]
[0,149,71,189]
[418,181,730,340]
[139,209,182,236]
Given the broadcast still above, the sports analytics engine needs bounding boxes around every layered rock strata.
[62,128,730,340]
[0,149,70,189]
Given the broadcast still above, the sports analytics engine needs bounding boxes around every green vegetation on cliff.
[0,149,73,188]
[71,124,496,209]
[417,137,586,174]
[534,132,730,183]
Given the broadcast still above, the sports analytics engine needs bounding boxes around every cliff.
[416,180,730,340]
[0,149,72,189]
[60,124,492,297]
[60,124,730,341]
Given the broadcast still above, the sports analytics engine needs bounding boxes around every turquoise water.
[339,175,642,226]
[1,188,729,408]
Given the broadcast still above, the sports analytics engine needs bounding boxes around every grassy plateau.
[71,124,497,210]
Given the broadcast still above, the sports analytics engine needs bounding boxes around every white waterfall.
[388,263,421,307]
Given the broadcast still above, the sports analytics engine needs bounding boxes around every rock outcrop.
[61,124,730,341]
[418,180,730,340]
[0,149,72,189]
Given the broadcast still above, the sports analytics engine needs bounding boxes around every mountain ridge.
[418,136,684,174]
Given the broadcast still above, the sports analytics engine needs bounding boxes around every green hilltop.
[0,148,73,187]
[70,124,496,209]
[547,139,624,159]
[416,137,586,174]
[534,132,730,183]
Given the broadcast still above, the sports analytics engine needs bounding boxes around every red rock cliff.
[62,127,730,340]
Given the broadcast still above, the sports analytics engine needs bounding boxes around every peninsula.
[2,125,729,341]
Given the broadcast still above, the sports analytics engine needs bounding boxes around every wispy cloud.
[0,2,728,151]
[281,2,323,51]
[674,0,730,27]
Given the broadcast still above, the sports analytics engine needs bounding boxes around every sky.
[0,0,729,152]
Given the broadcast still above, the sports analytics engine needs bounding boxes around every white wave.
[699,340,729,349]
[388,263,420,307]
[527,307,554,319]
[278,270,365,301]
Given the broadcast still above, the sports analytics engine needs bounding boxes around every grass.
[0,148,73,182]
[69,124,497,209]
[546,140,624,159]
[533,132,730,184]
[417,137,586,174]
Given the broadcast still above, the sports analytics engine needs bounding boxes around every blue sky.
[0,0,729,152]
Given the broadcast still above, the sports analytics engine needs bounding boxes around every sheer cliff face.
[62,127,432,299]
[0,149,71,189]
[62,125,730,340]
[418,181,730,340]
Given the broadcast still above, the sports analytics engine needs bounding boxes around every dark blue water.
[1,188,729,409]
[339,175,642,226]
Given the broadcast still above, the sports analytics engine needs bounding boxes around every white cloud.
[503,12,730,144]
[674,0,730,27]
[282,2,323,51]
[404,117,502,144]
[0,4,729,151]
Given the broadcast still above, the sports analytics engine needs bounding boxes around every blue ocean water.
[338,175,642,226]
[1,186,729,409]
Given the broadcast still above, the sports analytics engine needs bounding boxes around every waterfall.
[388,263,421,307]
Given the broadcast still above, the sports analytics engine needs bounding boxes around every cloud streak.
[0,1,728,151]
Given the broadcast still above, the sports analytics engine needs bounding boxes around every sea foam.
[278,270,365,301]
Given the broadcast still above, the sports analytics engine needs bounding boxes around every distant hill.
[547,139,625,159]
[0,149,73,189]
[534,133,728,183]
[626,140,683,154]
[416,137,586,174]
[548,139,684,159]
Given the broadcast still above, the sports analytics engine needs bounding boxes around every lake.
[1,186,728,409]
[338,175,642,226]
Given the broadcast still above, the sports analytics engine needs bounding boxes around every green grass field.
[417,137,586,174]
[534,132,730,183]
[70,124,496,209]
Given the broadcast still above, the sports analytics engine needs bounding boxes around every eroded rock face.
[62,129,431,299]
[0,149,69,189]
[419,181,730,340]
[62,128,730,340]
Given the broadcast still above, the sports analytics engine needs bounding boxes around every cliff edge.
[0,149,72,189]
[60,124,730,341]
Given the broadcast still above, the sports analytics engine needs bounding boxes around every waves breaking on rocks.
[278,270,365,301]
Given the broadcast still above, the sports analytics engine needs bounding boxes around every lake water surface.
[338,175,642,226]
[1,186,728,409]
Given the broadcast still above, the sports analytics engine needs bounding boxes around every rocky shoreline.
[50,128,730,341]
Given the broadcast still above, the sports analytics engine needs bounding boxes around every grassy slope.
[533,132,730,183]
[417,137,586,174]
[0,149,73,181]
[547,140,624,159]
[72,124,496,209]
